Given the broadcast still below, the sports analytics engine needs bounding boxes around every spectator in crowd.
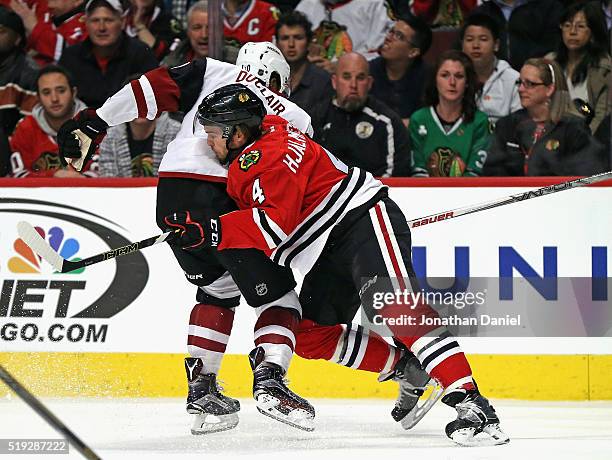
[470,0,564,70]
[223,0,279,47]
[162,0,208,66]
[408,0,478,28]
[0,6,37,136]
[9,65,94,178]
[162,0,240,66]
[125,0,184,61]
[275,10,331,115]
[98,107,180,177]
[484,58,606,176]
[547,1,611,133]
[310,52,412,177]
[410,50,490,177]
[296,0,393,69]
[10,0,87,66]
[369,13,432,126]
[58,0,158,109]
[461,13,521,125]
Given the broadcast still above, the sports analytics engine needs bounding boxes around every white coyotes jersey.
[97,58,313,182]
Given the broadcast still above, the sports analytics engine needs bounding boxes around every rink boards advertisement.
[0,178,611,399]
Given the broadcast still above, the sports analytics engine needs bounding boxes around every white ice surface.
[1,397,611,459]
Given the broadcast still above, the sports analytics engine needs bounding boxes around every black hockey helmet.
[195,84,265,141]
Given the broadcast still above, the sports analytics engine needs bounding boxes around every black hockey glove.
[163,210,221,250]
[57,109,108,171]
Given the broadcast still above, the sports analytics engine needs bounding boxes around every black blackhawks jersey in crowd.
[310,95,412,177]
[484,109,606,176]
[95,58,313,182]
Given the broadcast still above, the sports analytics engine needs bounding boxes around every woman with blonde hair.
[484,58,606,176]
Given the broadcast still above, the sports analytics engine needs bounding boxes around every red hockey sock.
[399,332,474,389]
[295,319,401,374]
[187,303,234,374]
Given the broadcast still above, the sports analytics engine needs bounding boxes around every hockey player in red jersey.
[56,42,438,435]
[182,84,510,446]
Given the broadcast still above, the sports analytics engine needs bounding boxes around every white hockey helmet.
[236,41,291,96]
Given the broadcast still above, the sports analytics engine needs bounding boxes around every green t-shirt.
[409,107,491,177]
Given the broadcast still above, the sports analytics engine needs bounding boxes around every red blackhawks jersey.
[9,102,96,178]
[28,7,87,66]
[223,0,279,45]
[220,115,384,275]
[96,58,312,182]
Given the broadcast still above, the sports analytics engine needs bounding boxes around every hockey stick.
[17,221,179,274]
[407,170,612,229]
[0,365,101,460]
[17,171,612,273]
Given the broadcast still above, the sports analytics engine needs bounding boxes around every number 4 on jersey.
[252,178,266,204]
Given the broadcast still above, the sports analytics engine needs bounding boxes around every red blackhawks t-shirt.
[223,0,279,45]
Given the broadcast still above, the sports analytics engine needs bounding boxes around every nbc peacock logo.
[8,226,85,275]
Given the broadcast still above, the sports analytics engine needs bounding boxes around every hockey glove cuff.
[57,109,108,171]
[163,210,221,250]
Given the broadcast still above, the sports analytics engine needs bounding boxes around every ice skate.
[185,358,240,435]
[379,351,443,429]
[442,388,510,446]
[249,347,315,432]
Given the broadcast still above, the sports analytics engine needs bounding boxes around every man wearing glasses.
[369,14,432,127]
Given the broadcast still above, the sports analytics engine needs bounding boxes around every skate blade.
[255,395,315,432]
[400,380,445,430]
[256,406,315,432]
[449,424,510,447]
[190,412,239,435]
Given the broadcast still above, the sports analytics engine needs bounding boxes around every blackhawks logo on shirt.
[239,150,261,171]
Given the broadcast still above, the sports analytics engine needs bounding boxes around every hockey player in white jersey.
[56,42,438,434]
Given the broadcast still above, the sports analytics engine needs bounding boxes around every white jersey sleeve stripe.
[139,75,158,120]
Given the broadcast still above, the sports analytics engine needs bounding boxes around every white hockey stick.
[407,170,612,228]
[17,221,179,273]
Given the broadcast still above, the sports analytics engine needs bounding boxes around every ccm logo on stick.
[412,212,454,227]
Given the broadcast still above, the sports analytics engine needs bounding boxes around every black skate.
[249,347,315,432]
[185,357,240,435]
[379,351,443,429]
[442,388,510,446]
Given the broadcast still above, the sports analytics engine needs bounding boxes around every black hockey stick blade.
[408,170,612,228]
[17,221,179,273]
[0,365,101,460]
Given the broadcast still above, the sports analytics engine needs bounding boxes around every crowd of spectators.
[0,0,610,178]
